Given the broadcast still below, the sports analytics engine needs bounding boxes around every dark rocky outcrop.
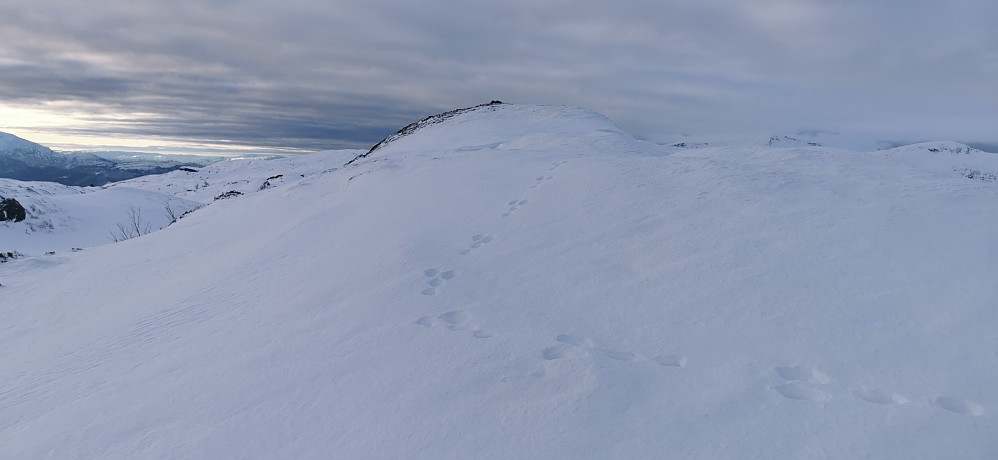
[214,190,243,200]
[0,197,27,222]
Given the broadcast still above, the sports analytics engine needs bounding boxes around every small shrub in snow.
[108,205,152,242]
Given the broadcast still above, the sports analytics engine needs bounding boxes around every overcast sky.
[1,0,996,154]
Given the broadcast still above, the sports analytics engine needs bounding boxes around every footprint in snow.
[542,346,566,360]
[556,334,593,348]
[652,354,687,367]
[935,396,984,416]
[773,365,831,402]
[549,334,671,365]
[502,199,528,217]
[459,234,494,255]
[770,364,980,412]
[775,383,833,402]
[531,175,554,188]
[601,350,639,361]
[776,365,831,384]
[416,310,494,338]
[421,268,457,295]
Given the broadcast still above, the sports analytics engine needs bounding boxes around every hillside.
[1,104,996,459]
[0,149,361,255]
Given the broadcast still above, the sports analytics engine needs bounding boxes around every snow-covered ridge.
[354,102,645,161]
[882,141,998,183]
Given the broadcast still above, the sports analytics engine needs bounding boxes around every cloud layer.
[1,0,996,152]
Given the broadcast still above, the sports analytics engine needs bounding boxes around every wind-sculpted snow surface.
[0,105,995,459]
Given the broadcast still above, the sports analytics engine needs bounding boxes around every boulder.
[0,197,26,222]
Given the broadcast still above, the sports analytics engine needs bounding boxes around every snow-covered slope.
[0,149,362,255]
[1,105,995,459]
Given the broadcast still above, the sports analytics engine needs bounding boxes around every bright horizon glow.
[0,104,320,157]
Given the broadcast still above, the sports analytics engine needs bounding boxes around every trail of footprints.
[415,159,983,417]
[771,364,984,416]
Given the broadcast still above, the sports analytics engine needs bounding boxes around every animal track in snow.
[602,350,638,361]
[460,234,494,255]
[548,334,673,365]
[853,389,909,406]
[774,365,831,402]
[549,160,568,170]
[531,175,554,188]
[775,383,832,402]
[769,365,982,412]
[416,310,492,338]
[502,199,529,217]
[776,365,831,384]
[439,310,472,330]
[935,396,984,416]
[421,267,457,294]
[542,346,566,360]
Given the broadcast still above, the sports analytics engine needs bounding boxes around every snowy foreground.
[1,105,996,458]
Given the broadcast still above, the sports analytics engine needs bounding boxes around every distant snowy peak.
[883,141,998,183]
[885,141,985,156]
[768,135,822,147]
[0,131,68,166]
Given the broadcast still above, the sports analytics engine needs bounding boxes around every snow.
[0,131,66,165]
[0,149,361,254]
[1,104,995,458]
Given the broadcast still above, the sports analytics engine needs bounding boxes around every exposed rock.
[0,197,27,222]
[214,190,243,200]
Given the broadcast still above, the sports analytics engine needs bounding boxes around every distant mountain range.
[0,131,210,186]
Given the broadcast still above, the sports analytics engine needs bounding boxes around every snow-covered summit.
[360,102,649,160]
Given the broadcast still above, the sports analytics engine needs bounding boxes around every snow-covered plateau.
[1,104,996,458]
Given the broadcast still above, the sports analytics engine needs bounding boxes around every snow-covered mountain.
[0,131,207,186]
[1,104,996,459]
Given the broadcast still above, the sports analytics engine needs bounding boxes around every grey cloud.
[1,0,996,152]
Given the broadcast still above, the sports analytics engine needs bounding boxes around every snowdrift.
[1,104,995,459]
